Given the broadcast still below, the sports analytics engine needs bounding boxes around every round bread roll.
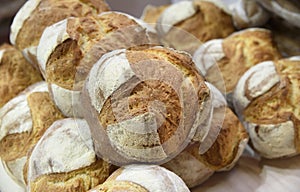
[193,28,282,104]
[82,46,212,165]
[10,0,110,66]
[37,11,156,118]
[257,0,300,28]
[88,165,190,192]
[0,43,42,108]
[233,56,300,159]
[156,0,235,53]
[228,0,270,29]
[163,83,248,188]
[27,118,114,192]
[0,81,64,190]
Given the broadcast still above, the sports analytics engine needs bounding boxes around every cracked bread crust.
[0,44,42,108]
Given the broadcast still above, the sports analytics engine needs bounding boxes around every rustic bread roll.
[88,165,190,192]
[82,46,211,165]
[233,57,300,159]
[27,118,114,192]
[228,0,270,29]
[37,11,156,118]
[0,81,64,190]
[163,83,248,188]
[10,0,110,66]
[156,0,235,53]
[257,0,300,28]
[193,28,282,103]
[0,43,42,108]
[140,4,170,26]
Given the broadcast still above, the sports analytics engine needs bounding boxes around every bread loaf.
[233,56,300,158]
[10,0,110,66]
[82,45,211,165]
[0,43,42,108]
[0,81,64,191]
[193,28,282,101]
[88,165,190,192]
[37,11,156,117]
[156,0,235,53]
[163,83,248,187]
[27,118,114,192]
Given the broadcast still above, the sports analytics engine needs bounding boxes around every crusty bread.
[233,57,300,158]
[0,44,42,108]
[193,28,282,95]
[27,118,114,192]
[88,165,190,192]
[156,0,235,53]
[10,0,110,66]
[163,83,248,187]
[0,81,64,188]
[82,45,211,165]
[37,11,156,117]
[140,4,170,25]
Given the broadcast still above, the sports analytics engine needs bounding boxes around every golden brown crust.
[15,0,109,50]
[0,44,42,107]
[98,46,209,144]
[206,29,282,93]
[0,92,64,161]
[244,58,300,152]
[142,4,170,25]
[29,159,114,192]
[186,107,248,170]
[89,180,149,192]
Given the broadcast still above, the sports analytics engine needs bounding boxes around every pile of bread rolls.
[0,0,299,191]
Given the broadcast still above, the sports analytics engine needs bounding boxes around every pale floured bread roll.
[233,57,300,158]
[37,11,156,118]
[27,118,114,192]
[88,165,190,192]
[257,0,300,28]
[193,28,282,99]
[163,83,248,188]
[228,0,270,29]
[10,0,110,66]
[82,46,211,165]
[0,81,64,189]
[140,4,170,26]
[156,0,235,53]
[0,43,42,108]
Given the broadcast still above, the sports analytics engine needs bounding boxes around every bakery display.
[156,0,235,53]
[0,43,42,108]
[233,57,300,159]
[82,45,211,165]
[10,0,110,67]
[0,0,300,191]
[163,83,248,187]
[88,165,190,192]
[0,81,64,191]
[26,118,114,192]
[193,28,282,103]
[37,11,156,118]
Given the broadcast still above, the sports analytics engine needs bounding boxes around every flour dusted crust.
[233,57,300,158]
[27,118,113,192]
[37,11,156,117]
[0,81,64,187]
[163,83,248,187]
[156,0,235,53]
[0,44,42,108]
[229,0,270,29]
[258,0,300,28]
[89,165,189,192]
[193,28,282,94]
[10,0,110,65]
[82,46,211,165]
[0,159,25,192]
